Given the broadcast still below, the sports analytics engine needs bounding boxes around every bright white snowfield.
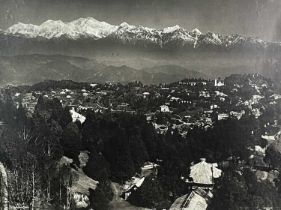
[163,25,181,33]
[6,17,118,39]
[3,17,266,49]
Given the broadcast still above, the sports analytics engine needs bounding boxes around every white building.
[69,108,86,124]
[218,113,229,121]
[261,129,281,142]
[170,188,213,210]
[142,92,150,99]
[90,83,98,88]
[190,158,222,185]
[160,105,170,113]
[170,158,222,210]
[214,79,224,87]
[210,104,218,110]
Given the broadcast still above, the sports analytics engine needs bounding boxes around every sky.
[0,0,281,41]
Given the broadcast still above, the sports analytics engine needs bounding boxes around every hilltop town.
[0,73,281,209]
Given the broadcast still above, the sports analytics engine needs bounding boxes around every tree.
[128,175,170,209]
[208,167,250,210]
[265,139,281,169]
[83,148,110,182]
[89,181,113,210]
[61,122,83,159]
[103,128,136,182]
[59,107,72,129]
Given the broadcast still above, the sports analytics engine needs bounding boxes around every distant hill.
[0,54,205,86]
[0,17,280,79]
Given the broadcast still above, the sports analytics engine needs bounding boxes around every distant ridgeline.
[0,54,208,86]
[0,18,281,87]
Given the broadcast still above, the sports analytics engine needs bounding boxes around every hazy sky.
[1,0,281,41]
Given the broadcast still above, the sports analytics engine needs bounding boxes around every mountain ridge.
[0,54,206,86]
[3,17,271,50]
[1,18,280,83]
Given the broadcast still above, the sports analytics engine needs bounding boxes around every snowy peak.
[7,22,40,38]
[110,22,161,45]
[191,28,202,36]
[69,17,118,38]
[6,17,118,39]
[163,25,181,33]
[200,32,223,45]
[5,17,268,49]
[118,22,134,30]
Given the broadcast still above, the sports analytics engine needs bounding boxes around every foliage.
[128,175,171,209]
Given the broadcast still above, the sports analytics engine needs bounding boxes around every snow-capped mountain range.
[3,17,268,49]
[6,18,118,39]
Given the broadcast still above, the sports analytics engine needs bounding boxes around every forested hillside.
[0,77,281,209]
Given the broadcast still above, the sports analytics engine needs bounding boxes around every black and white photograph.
[0,0,281,209]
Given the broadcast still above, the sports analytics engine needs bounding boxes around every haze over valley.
[0,17,280,85]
